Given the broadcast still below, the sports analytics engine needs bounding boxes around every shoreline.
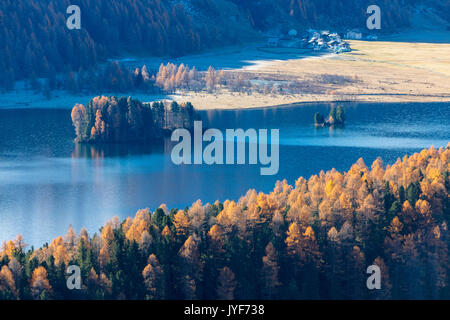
[172,93,450,111]
[195,98,450,112]
[1,91,449,112]
[2,31,450,111]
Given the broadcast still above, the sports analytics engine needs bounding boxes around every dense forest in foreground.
[2,0,450,91]
[0,145,449,300]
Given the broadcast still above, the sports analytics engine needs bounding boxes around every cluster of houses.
[266,28,378,54]
[306,30,351,53]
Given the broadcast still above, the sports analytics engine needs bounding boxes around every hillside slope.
[0,0,449,90]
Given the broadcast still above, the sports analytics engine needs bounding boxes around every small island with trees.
[71,96,200,143]
[314,106,345,127]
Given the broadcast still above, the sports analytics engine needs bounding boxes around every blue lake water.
[0,102,449,246]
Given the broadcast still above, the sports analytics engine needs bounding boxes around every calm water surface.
[0,102,449,246]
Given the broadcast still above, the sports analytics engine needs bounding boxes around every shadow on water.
[71,141,168,159]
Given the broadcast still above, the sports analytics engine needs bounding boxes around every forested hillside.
[0,0,255,89]
[1,145,449,300]
[234,0,412,31]
[1,0,449,91]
